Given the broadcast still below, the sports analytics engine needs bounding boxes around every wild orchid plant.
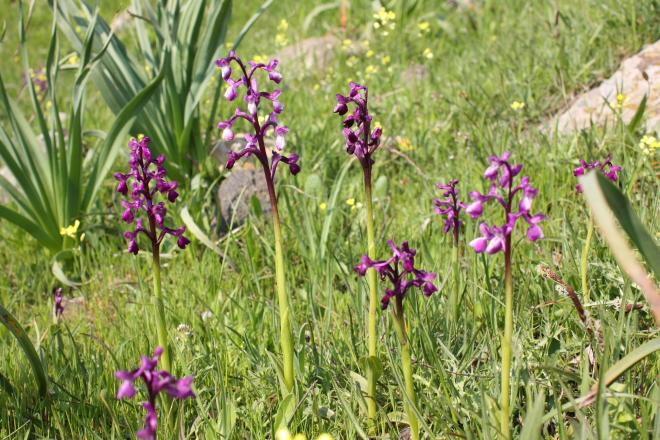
[116,137,190,373]
[466,152,546,439]
[356,240,437,440]
[433,180,466,321]
[116,347,196,440]
[334,81,383,419]
[54,287,64,320]
[216,52,300,393]
[573,154,621,302]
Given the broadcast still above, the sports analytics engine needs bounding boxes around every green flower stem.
[581,215,594,303]
[150,219,171,374]
[364,167,378,419]
[392,297,419,440]
[451,238,460,322]
[500,237,513,440]
[265,170,295,393]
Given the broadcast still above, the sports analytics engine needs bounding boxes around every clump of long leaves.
[0,2,164,253]
[50,0,273,183]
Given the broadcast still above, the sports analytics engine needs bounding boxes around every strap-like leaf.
[0,303,48,398]
[180,206,238,271]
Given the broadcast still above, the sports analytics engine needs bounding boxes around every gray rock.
[218,168,273,228]
[401,64,431,83]
[554,39,660,134]
[399,427,412,440]
[273,34,339,72]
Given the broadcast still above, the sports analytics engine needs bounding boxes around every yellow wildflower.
[397,138,414,151]
[225,41,234,48]
[253,55,268,64]
[346,56,358,67]
[366,50,375,58]
[346,198,355,206]
[46,101,52,109]
[60,220,80,238]
[510,101,525,110]
[275,33,289,46]
[276,429,292,440]
[75,26,82,33]
[145,65,151,72]
[363,40,370,46]
[617,93,630,109]
[277,19,289,32]
[319,202,327,210]
[418,22,430,32]
[342,39,352,50]
[293,435,306,440]
[351,202,363,210]
[373,22,381,29]
[422,48,433,59]
[313,84,320,91]
[382,55,391,65]
[13,56,19,62]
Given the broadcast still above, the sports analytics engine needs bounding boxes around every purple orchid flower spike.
[355,240,438,310]
[115,136,190,255]
[467,151,547,438]
[573,153,621,193]
[54,287,64,318]
[466,152,546,254]
[433,179,466,240]
[215,52,300,178]
[334,82,382,171]
[215,52,299,392]
[116,347,196,440]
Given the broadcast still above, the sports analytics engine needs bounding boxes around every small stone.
[401,64,431,83]
[218,169,273,229]
[399,426,412,440]
[554,39,660,134]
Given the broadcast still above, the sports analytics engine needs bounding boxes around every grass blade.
[0,303,48,397]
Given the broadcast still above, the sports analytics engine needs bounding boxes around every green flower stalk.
[467,152,546,439]
[116,136,191,373]
[216,52,300,392]
[334,82,383,418]
[355,240,438,440]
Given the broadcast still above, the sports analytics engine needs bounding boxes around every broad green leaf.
[0,303,48,397]
[594,172,660,277]
[578,171,660,326]
[273,393,295,432]
[180,206,238,272]
[359,355,384,382]
[52,250,82,287]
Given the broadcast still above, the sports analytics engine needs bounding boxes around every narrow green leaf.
[628,93,648,133]
[332,378,369,440]
[594,172,660,277]
[0,205,59,252]
[0,303,48,397]
[180,206,238,272]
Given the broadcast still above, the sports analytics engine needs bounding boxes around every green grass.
[2,0,660,438]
